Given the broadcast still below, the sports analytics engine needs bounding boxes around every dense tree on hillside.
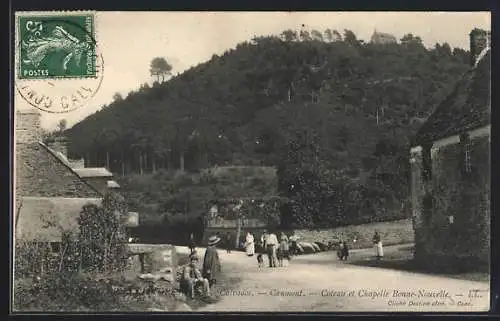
[149,57,173,83]
[66,29,470,228]
[112,93,123,101]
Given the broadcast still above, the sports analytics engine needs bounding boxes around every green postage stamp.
[17,13,96,79]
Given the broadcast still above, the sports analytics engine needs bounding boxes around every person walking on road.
[266,230,279,268]
[260,230,268,254]
[225,232,233,254]
[338,240,349,261]
[289,233,299,257]
[188,232,196,255]
[245,232,255,256]
[278,232,290,262]
[373,231,384,260]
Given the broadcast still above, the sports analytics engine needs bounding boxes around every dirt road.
[176,245,490,312]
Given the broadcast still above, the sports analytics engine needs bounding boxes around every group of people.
[336,231,384,261]
[181,230,385,299]
[181,235,222,299]
[242,230,293,268]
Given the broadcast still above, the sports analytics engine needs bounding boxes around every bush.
[14,192,132,311]
[78,192,129,272]
[14,273,120,312]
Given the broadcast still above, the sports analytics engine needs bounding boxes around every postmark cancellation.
[14,11,103,114]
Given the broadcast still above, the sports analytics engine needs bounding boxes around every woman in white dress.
[245,232,255,256]
[372,231,384,260]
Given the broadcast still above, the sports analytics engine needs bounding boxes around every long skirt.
[246,242,255,256]
[374,242,384,257]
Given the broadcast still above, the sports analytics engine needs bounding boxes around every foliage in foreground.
[14,192,134,311]
[14,273,121,312]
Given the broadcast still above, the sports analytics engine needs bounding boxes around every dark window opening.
[422,145,432,181]
[422,193,434,224]
[50,242,60,253]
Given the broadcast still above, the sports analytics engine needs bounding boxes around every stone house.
[409,29,490,266]
[45,135,117,195]
[15,109,138,254]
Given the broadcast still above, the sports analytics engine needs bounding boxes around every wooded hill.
[66,29,470,228]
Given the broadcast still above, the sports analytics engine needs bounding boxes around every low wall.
[126,244,178,278]
[292,218,414,250]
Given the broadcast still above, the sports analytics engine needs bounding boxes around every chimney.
[469,28,491,66]
[16,110,42,144]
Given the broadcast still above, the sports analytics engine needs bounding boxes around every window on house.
[422,145,432,181]
[460,133,472,175]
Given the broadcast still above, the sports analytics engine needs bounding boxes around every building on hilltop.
[15,109,138,258]
[370,29,397,44]
[409,29,490,267]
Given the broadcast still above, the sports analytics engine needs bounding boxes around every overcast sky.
[15,11,490,130]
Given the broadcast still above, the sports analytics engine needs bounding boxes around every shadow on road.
[292,243,489,283]
[346,245,489,283]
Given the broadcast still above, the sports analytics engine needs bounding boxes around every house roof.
[74,167,113,178]
[39,142,102,195]
[413,49,490,146]
[44,143,113,178]
[15,196,102,242]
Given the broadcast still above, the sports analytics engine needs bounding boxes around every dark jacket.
[225,234,233,249]
[202,246,221,279]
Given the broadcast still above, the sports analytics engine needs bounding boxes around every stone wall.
[410,146,426,260]
[412,132,490,265]
[432,135,489,263]
[16,110,42,145]
[292,218,413,250]
[127,244,177,280]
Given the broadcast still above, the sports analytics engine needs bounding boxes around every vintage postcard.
[12,11,491,313]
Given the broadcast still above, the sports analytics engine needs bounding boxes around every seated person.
[180,254,210,299]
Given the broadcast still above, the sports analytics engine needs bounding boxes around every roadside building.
[409,29,490,267]
[15,109,139,262]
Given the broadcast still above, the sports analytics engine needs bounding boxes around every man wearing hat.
[203,235,222,286]
[180,253,210,299]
